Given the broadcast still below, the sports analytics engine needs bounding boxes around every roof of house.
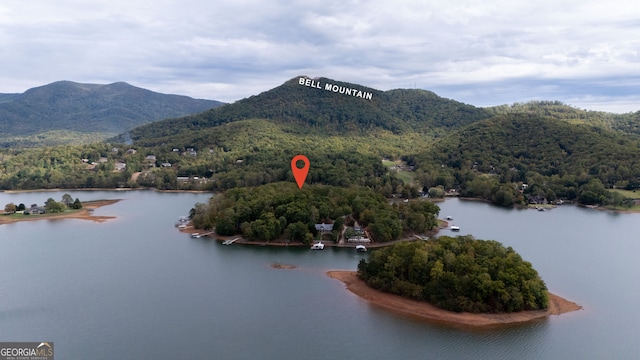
[315,223,334,231]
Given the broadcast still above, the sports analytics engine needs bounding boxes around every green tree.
[4,203,16,214]
[61,193,74,207]
[71,198,83,209]
[428,186,445,198]
[578,191,603,205]
[286,221,310,243]
[215,208,237,236]
[44,198,65,213]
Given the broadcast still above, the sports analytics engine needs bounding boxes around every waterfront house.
[315,223,334,233]
[25,204,46,215]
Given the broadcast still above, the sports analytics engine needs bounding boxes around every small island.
[1,194,120,225]
[329,236,581,327]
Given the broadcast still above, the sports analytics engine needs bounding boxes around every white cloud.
[0,0,638,112]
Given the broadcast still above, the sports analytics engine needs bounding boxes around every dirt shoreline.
[0,199,121,225]
[327,270,582,328]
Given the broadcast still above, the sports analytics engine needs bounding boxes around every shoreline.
[179,227,440,249]
[0,199,121,225]
[327,270,582,328]
[179,216,448,248]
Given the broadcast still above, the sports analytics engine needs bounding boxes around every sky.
[1,0,639,113]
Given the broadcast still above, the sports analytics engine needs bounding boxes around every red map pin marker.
[291,154,310,189]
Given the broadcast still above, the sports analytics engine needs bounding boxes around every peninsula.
[0,199,120,225]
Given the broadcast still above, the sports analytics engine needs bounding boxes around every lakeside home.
[24,204,46,215]
[347,236,370,243]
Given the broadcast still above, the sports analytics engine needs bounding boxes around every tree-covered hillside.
[0,118,425,193]
[0,81,223,147]
[408,113,640,206]
[489,100,640,135]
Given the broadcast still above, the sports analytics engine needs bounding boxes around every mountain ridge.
[0,81,224,147]
[129,75,640,147]
[127,75,493,145]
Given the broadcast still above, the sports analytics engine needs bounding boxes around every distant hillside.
[416,113,640,175]
[0,81,223,147]
[127,76,492,145]
[408,113,640,205]
[489,101,640,135]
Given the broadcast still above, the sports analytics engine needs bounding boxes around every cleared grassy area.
[604,203,640,211]
[602,189,640,211]
[610,188,640,199]
[2,209,80,219]
[382,159,415,185]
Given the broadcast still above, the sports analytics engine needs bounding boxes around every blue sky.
[1,0,639,112]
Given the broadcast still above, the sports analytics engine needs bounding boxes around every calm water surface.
[0,192,639,359]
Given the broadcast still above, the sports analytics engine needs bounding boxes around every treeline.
[357,237,549,313]
[408,114,640,207]
[189,182,439,243]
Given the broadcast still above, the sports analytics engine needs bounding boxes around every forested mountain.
[0,81,223,147]
[127,76,492,145]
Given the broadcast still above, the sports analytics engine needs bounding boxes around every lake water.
[0,191,639,359]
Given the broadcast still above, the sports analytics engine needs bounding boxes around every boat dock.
[189,231,215,238]
[222,238,240,245]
